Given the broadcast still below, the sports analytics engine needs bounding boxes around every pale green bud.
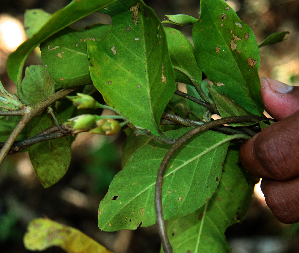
[66,93,99,110]
[63,114,96,133]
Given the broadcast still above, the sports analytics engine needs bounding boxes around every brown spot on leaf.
[126,26,131,31]
[247,57,257,69]
[225,6,230,11]
[217,197,222,202]
[57,53,63,58]
[235,22,242,28]
[111,46,117,55]
[178,196,183,202]
[198,213,203,220]
[130,2,139,26]
[161,64,166,83]
[215,82,225,86]
[216,46,220,53]
[230,39,237,51]
[48,45,59,50]
[232,34,241,41]
[80,38,95,42]
[244,33,249,39]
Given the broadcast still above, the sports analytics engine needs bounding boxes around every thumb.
[261,77,299,120]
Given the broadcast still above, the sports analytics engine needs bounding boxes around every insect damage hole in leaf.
[112,195,119,200]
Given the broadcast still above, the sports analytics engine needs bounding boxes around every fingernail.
[264,77,293,94]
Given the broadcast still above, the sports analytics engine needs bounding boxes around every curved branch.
[155,115,266,253]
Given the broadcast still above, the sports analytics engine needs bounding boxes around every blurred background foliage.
[0,0,298,252]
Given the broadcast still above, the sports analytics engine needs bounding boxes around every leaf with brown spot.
[162,147,255,253]
[193,0,263,115]
[98,127,241,232]
[88,0,175,137]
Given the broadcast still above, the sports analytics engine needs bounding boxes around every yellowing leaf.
[24,218,114,253]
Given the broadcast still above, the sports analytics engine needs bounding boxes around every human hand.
[240,77,299,224]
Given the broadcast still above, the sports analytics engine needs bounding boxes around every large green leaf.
[98,128,240,232]
[40,24,112,88]
[162,147,255,253]
[164,27,202,85]
[88,0,176,136]
[192,0,263,115]
[28,112,71,188]
[7,0,117,101]
[21,65,55,105]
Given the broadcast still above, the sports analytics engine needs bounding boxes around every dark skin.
[240,77,299,224]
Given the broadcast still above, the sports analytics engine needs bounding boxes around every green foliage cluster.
[0,0,289,252]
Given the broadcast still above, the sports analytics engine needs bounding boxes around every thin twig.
[162,112,204,127]
[1,126,73,154]
[174,90,213,112]
[173,67,218,114]
[155,115,266,253]
[0,88,77,166]
[0,110,25,116]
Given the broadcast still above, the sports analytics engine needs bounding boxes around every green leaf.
[21,65,55,105]
[163,147,255,253]
[258,31,290,48]
[192,0,263,115]
[7,0,117,99]
[0,116,27,142]
[163,14,198,26]
[88,0,176,136]
[165,27,202,85]
[40,24,112,88]
[24,218,114,253]
[28,112,71,188]
[121,128,150,168]
[98,128,239,232]
[24,9,52,38]
[208,87,253,126]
